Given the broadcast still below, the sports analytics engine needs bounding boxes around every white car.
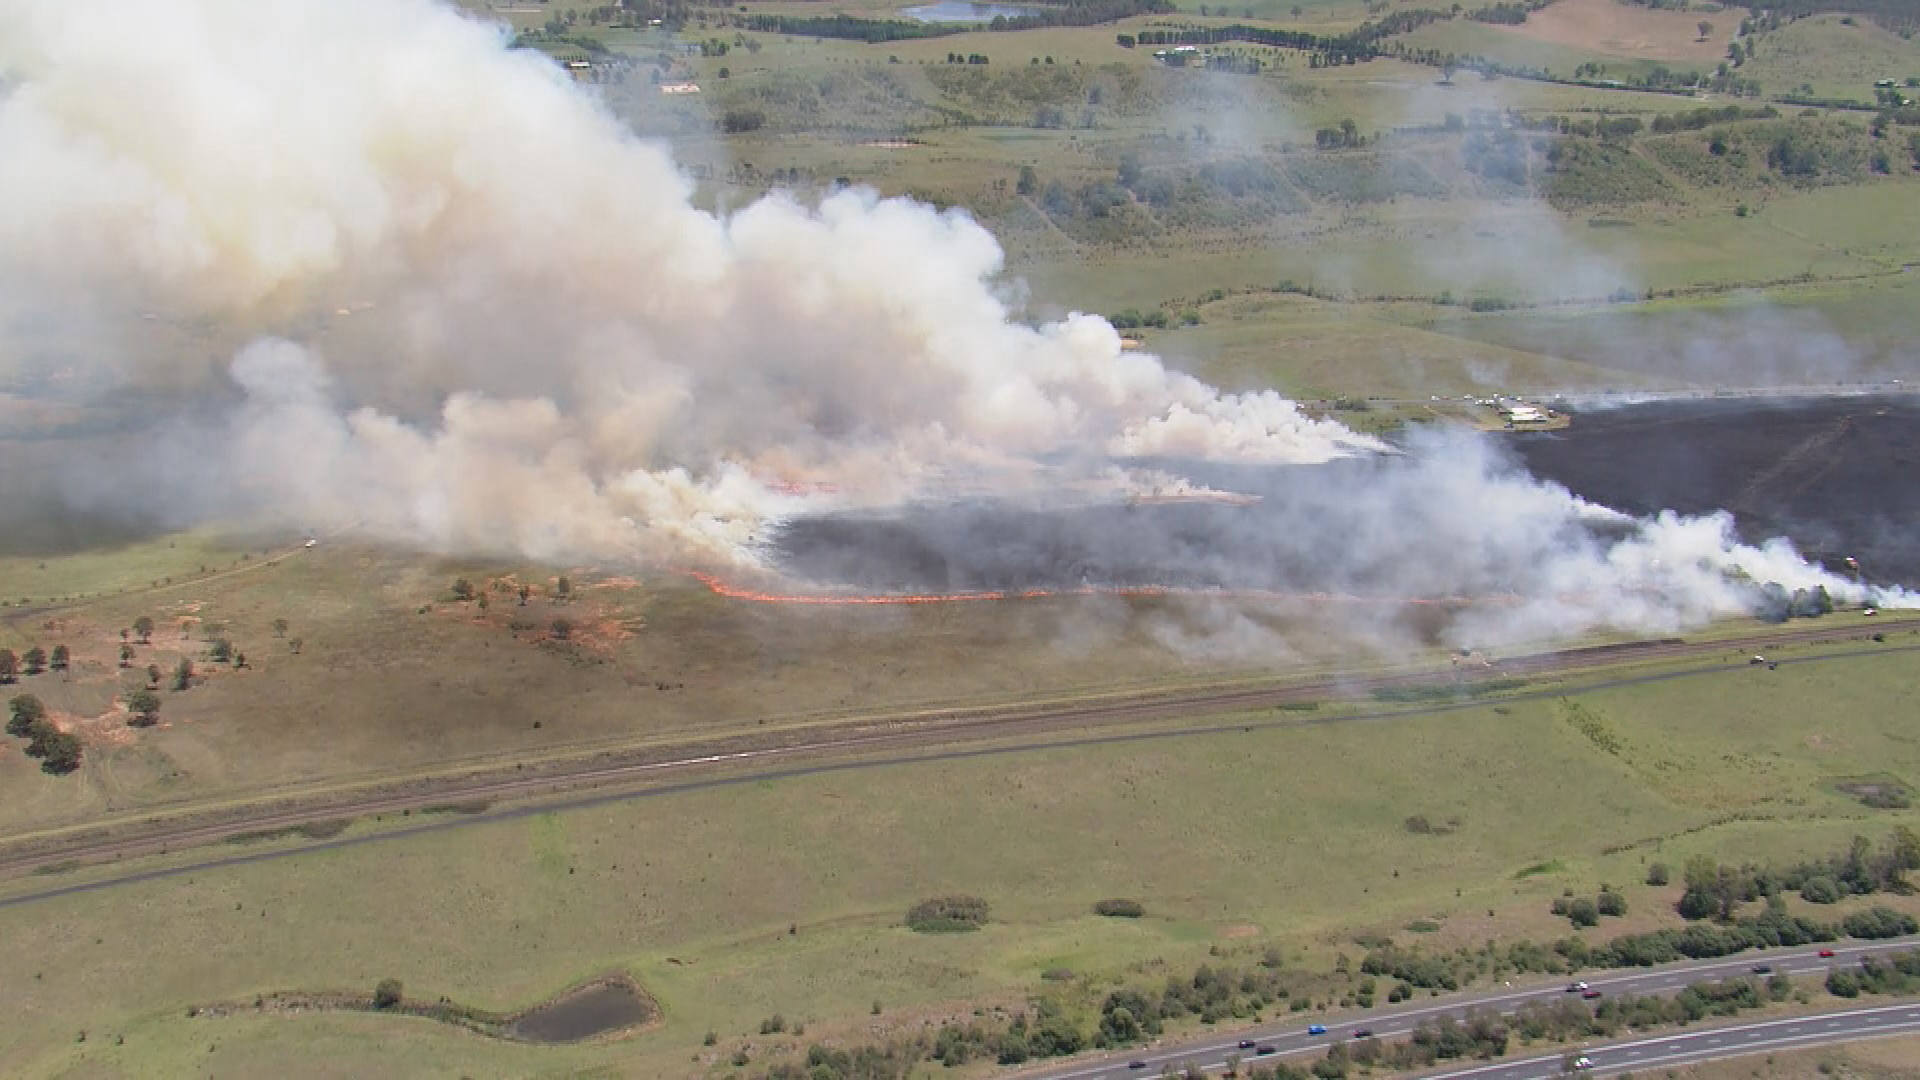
[1573,1056,1594,1070]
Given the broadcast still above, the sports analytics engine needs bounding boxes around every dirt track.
[1,616,1911,893]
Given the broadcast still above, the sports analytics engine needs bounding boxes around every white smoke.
[0,0,1378,567]
[0,0,1904,642]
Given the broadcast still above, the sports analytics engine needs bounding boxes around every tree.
[555,575,572,602]
[451,578,475,602]
[50,644,69,671]
[518,584,531,606]
[126,689,161,727]
[1016,165,1038,196]
[146,663,162,688]
[133,616,155,643]
[717,66,730,79]
[7,694,46,737]
[1800,875,1841,904]
[550,617,573,641]
[1442,61,1458,84]
[0,649,14,684]
[1646,862,1671,886]
[373,978,403,1009]
[1597,890,1627,917]
[272,618,289,638]
[288,637,304,655]
[210,639,234,664]
[120,643,135,668]
[1697,19,1713,39]
[1567,897,1600,927]
[32,728,83,774]
[173,657,195,691]
[22,646,46,675]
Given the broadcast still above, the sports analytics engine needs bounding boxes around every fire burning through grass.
[683,570,1520,608]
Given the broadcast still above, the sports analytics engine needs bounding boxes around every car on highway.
[1256,1046,1277,1056]
[1573,1055,1595,1070]
[1239,1040,1257,1049]
[1752,964,1773,974]
[1352,1029,1374,1039]
[1567,981,1589,993]
[1127,1061,1147,1070]
[1820,949,1837,958]
[1307,1025,1327,1036]
[1582,989,1603,1000]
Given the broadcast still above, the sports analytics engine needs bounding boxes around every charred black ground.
[771,396,1920,592]
[1516,395,1920,584]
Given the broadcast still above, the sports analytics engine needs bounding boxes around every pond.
[507,979,655,1044]
[899,1,1046,22]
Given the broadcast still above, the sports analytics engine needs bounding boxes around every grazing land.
[5,0,1920,1076]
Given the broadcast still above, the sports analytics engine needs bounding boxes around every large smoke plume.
[0,0,1901,647]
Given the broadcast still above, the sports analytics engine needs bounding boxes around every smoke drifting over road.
[0,0,1901,647]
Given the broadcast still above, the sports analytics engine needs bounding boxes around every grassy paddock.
[4,644,1920,1075]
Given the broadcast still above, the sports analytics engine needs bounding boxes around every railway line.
[0,615,1912,898]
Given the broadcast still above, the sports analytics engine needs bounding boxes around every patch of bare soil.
[1508,0,1732,65]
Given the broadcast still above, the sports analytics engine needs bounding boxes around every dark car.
[1752,964,1773,974]
[1256,1045,1278,1056]
[1352,1029,1374,1039]
[1128,1062,1147,1070]
[1239,1040,1257,1049]
[1581,989,1603,1000]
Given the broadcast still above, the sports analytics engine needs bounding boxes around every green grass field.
[4,641,1919,1076]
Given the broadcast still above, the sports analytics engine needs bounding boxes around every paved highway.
[1025,938,1920,1079]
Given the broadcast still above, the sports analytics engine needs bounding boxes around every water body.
[507,980,654,1044]
[899,1,1045,22]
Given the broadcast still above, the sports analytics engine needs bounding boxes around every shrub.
[373,979,403,1009]
[1646,862,1670,886]
[1800,875,1841,904]
[1094,898,1144,918]
[907,895,990,933]
[1597,890,1627,917]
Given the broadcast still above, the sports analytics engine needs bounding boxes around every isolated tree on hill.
[133,616,154,644]
[272,618,289,638]
[173,657,195,691]
[126,688,161,728]
[22,646,46,675]
[8,694,45,737]
[0,649,17,684]
[119,643,135,668]
[50,644,69,671]
[1698,19,1712,39]
[145,663,162,689]
[288,637,304,655]
[1016,164,1038,196]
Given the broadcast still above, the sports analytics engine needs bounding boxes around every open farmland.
[3,641,1920,1076]
[4,0,1920,1076]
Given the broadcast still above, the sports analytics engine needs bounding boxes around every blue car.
[1307,1025,1327,1036]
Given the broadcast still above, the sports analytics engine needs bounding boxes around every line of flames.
[683,570,1521,607]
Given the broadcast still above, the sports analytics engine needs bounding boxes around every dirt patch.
[1222,923,1263,939]
[1504,0,1733,65]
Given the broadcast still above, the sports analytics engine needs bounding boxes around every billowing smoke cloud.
[0,0,1904,646]
[0,0,1376,564]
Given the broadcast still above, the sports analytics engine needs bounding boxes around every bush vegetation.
[906,896,990,933]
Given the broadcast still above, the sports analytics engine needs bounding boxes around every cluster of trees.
[0,643,72,682]
[1748,0,1920,34]
[752,1000,1085,1078]
[1314,118,1367,149]
[741,14,958,43]
[1550,888,1628,928]
[1677,831,1920,919]
[7,694,82,774]
[1828,948,1920,998]
[1651,104,1781,134]
[1096,962,1304,1043]
[1467,0,1557,25]
[906,895,990,933]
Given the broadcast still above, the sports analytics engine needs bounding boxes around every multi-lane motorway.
[1026,938,1920,1079]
